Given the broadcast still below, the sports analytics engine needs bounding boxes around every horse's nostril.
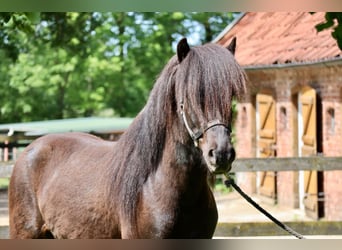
[228,147,236,162]
[208,149,214,158]
[206,146,235,168]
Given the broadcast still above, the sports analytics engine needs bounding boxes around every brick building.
[215,12,342,220]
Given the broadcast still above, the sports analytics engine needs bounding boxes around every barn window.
[327,108,335,134]
[241,106,247,128]
[280,106,287,130]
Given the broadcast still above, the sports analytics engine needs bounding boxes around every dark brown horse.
[9,38,246,239]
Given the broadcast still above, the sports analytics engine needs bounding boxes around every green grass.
[213,174,234,194]
[214,183,233,194]
[0,178,10,190]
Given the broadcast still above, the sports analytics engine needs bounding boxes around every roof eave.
[243,57,342,71]
[211,12,246,43]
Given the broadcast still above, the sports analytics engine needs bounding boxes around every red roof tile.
[215,12,342,67]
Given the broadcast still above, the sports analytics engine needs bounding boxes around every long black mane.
[111,42,246,225]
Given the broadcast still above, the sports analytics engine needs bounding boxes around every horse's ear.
[227,37,236,55]
[177,38,190,63]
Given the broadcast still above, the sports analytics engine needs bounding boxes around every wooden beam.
[231,156,342,172]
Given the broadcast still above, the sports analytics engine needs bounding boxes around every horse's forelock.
[175,43,246,126]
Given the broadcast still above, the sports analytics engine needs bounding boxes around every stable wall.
[234,63,342,220]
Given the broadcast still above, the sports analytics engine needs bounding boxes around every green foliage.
[214,175,233,194]
[0,12,236,123]
[0,178,10,189]
[315,12,342,50]
[214,183,232,194]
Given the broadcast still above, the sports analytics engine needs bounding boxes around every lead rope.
[224,174,306,239]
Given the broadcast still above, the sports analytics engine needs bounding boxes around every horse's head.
[175,37,246,174]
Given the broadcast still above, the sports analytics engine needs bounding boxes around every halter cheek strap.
[180,103,230,147]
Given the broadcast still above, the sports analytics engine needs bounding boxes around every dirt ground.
[214,190,313,223]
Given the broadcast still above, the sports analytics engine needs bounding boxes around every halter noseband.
[180,103,230,147]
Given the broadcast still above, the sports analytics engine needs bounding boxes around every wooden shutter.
[300,89,316,156]
[256,91,277,200]
[299,87,322,219]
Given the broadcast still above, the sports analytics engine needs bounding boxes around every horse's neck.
[116,102,207,191]
[156,136,208,197]
[146,104,207,186]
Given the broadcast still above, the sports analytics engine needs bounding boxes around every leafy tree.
[183,12,236,44]
[2,13,106,120]
[314,12,342,50]
[0,12,236,123]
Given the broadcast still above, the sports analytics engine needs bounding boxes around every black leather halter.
[180,103,230,147]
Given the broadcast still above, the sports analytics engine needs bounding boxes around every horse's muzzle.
[208,146,235,174]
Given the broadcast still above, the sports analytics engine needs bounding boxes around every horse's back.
[11,132,114,185]
[9,132,119,238]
